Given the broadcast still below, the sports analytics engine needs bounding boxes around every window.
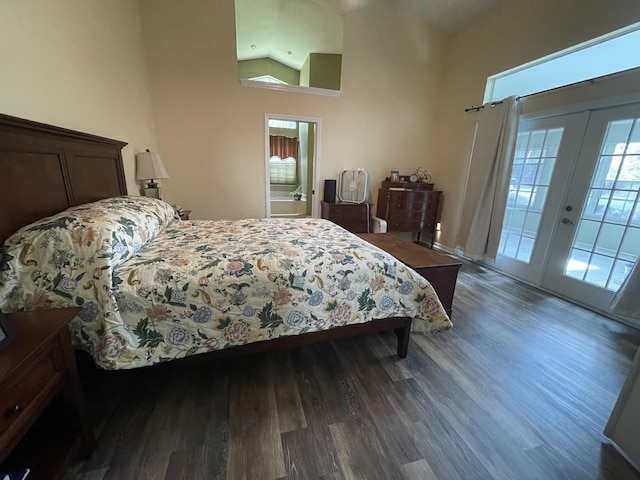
[485,23,640,102]
[269,156,297,184]
[268,119,297,129]
[249,75,288,85]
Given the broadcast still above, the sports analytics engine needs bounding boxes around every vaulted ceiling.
[235,0,505,70]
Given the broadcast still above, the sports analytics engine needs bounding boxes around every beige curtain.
[455,96,520,262]
[610,259,640,319]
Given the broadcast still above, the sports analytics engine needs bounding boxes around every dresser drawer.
[390,201,427,213]
[329,211,367,222]
[323,203,367,215]
[321,202,371,233]
[0,344,65,446]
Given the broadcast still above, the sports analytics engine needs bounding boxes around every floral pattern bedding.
[0,197,452,370]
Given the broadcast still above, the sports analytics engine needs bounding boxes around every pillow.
[0,195,176,312]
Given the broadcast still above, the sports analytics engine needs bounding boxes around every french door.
[494,102,640,317]
[493,112,589,284]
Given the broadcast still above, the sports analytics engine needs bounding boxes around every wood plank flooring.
[66,260,640,479]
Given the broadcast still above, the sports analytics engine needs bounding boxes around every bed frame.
[0,113,412,361]
[0,114,127,245]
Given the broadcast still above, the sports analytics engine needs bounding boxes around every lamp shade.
[135,151,169,180]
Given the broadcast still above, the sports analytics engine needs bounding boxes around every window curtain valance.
[270,135,299,159]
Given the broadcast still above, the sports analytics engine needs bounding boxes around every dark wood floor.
[66,261,640,480]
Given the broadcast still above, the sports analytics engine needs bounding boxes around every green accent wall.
[238,58,299,85]
[239,54,341,91]
[308,53,342,90]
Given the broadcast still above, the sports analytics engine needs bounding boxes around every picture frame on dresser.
[0,310,15,350]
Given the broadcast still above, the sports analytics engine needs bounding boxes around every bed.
[0,114,452,370]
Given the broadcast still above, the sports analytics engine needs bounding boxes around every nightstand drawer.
[0,308,94,476]
[0,345,64,443]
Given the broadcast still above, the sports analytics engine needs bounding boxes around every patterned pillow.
[0,195,176,311]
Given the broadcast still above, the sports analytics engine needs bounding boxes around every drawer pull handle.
[5,404,23,418]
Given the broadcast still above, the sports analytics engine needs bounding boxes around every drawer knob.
[5,404,23,418]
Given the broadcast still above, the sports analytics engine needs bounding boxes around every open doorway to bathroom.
[265,114,321,218]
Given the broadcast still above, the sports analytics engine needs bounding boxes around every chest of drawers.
[376,180,442,246]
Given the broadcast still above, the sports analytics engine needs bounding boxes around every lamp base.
[143,186,162,200]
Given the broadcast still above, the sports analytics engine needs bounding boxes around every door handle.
[561,217,574,225]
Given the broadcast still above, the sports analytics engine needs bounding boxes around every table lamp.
[136,149,169,199]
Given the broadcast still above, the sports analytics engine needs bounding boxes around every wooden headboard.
[0,114,128,244]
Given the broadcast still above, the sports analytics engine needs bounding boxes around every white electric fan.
[337,169,370,204]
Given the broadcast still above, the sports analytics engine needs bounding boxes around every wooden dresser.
[0,308,94,480]
[376,178,442,246]
[321,201,371,233]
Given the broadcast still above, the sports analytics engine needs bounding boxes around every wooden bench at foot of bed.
[357,233,462,317]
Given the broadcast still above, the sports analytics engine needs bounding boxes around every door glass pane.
[594,223,624,256]
[524,211,541,234]
[584,254,614,287]
[608,259,635,290]
[574,220,599,251]
[516,237,534,262]
[566,248,591,281]
[563,117,640,291]
[583,188,608,221]
[601,119,633,154]
[535,158,555,184]
[604,189,637,224]
[501,232,519,257]
[620,227,640,260]
[499,127,563,263]
[632,202,640,226]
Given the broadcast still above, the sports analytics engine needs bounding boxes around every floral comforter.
[0,196,452,370]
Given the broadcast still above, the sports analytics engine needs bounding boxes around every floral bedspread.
[0,197,451,370]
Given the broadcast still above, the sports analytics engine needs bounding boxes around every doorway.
[494,102,640,318]
[264,114,321,218]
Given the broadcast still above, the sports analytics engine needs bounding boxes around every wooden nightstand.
[321,201,372,233]
[0,308,95,480]
[179,209,192,220]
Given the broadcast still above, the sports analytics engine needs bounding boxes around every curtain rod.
[464,100,505,112]
[464,75,604,112]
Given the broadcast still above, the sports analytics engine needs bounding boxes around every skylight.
[485,23,640,102]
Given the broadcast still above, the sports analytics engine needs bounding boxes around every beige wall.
[433,0,640,248]
[0,0,158,195]
[139,0,447,221]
